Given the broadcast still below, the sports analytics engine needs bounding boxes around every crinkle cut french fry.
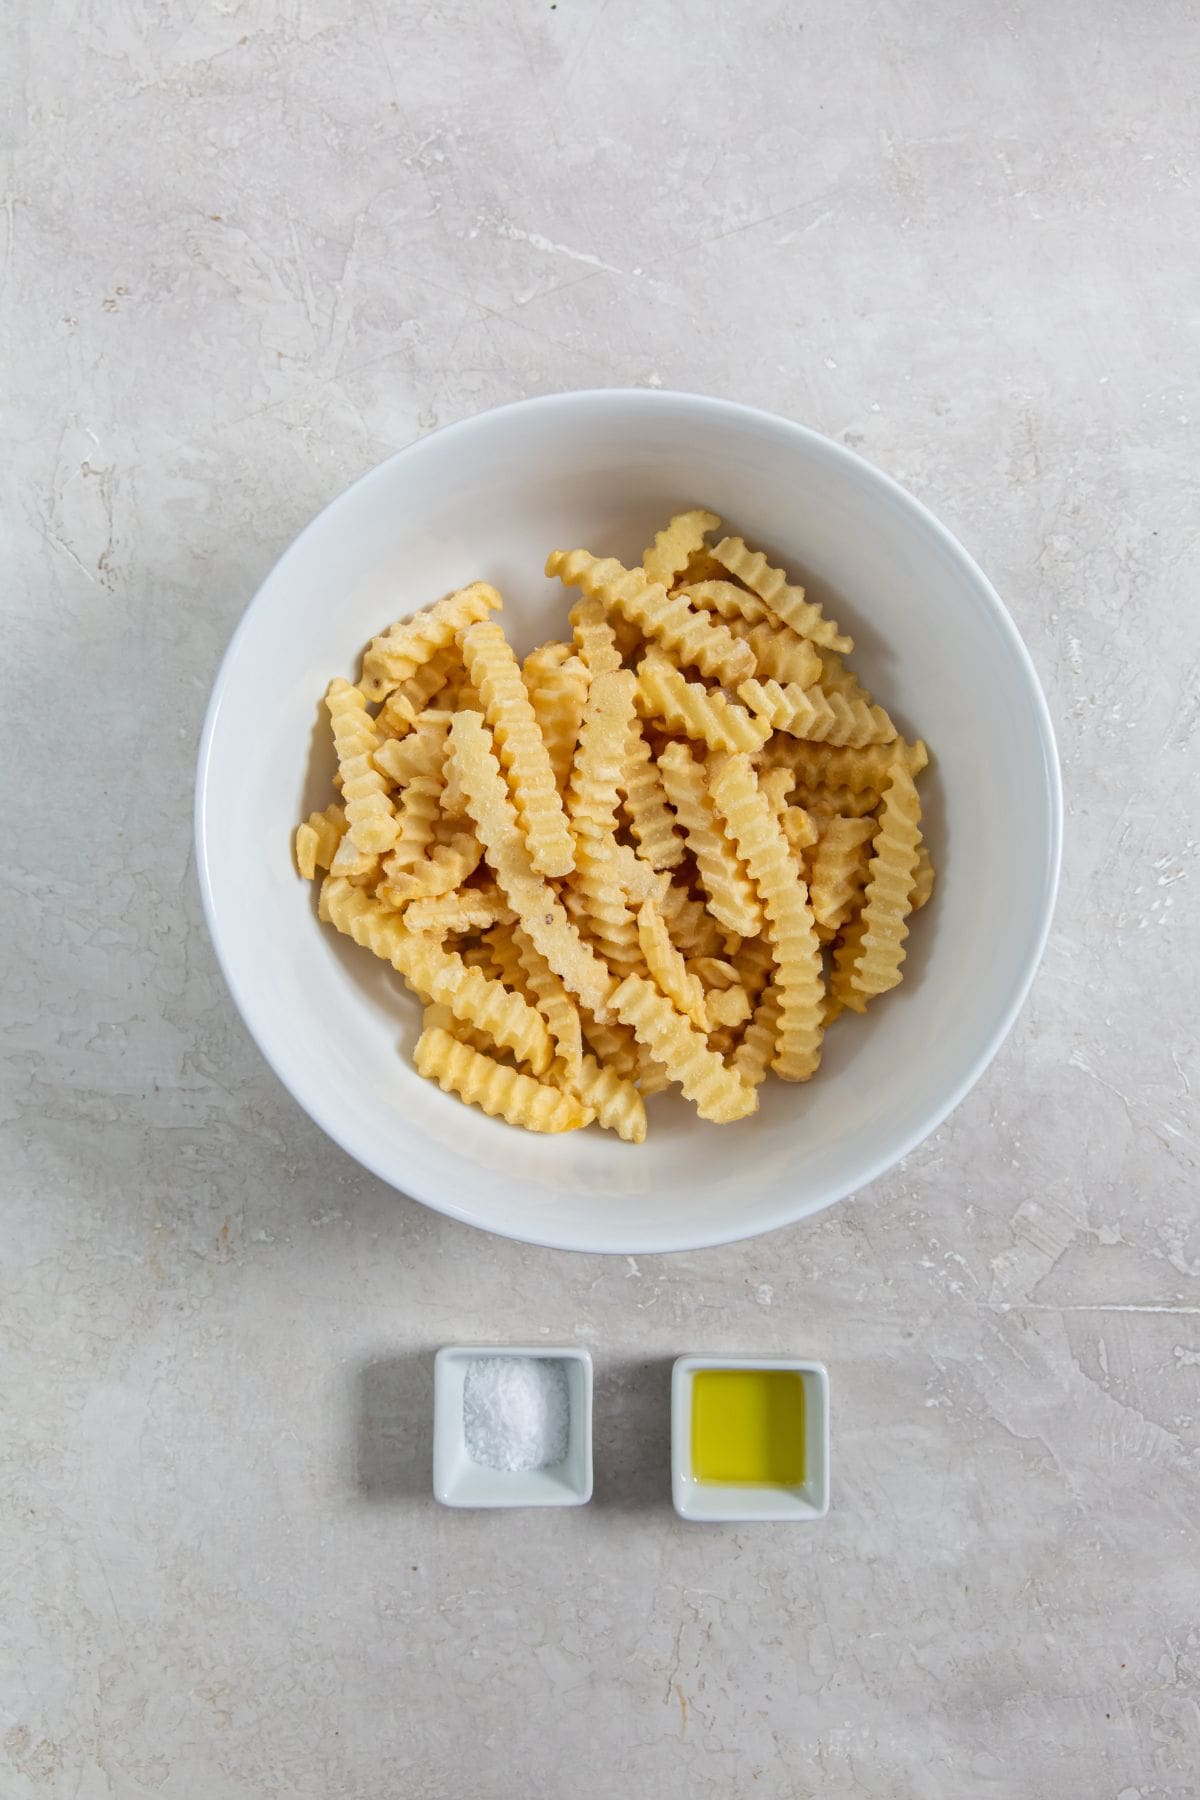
[563,669,642,976]
[731,980,783,1088]
[326,678,400,854]
[415,1026,592,1133]
[734,619,823,689]
[402,886,513,935]
[767,736,928,793]
[637,650,769,755]
[462,620,575,879]
[565,1053,647,1143]
[708,754,825,1082]
[677,579,770,627]
[738,677,896,749]
[513,926,584,1084]
[911,842,936,911]
[808,815,875,934]
[830,765,922,1011]
[569,594,623,675]
[712,537,852,653]
[380,828,483,904]
[295,804,346,880]
[621,712,685,870]
[636,896,709,1028]
[642,509,721,590]
[706,984,752,1029]
[523,645,590,797]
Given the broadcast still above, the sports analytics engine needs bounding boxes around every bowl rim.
[195,387,1063,1255]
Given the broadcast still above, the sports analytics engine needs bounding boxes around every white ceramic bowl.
[196,389,1061,1255]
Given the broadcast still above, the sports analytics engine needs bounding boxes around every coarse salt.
[462,1355,570,1472]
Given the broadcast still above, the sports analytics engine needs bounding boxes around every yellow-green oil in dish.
[690,1369,806,1486]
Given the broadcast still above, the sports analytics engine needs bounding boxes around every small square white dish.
[671,1355,829,1523]
[433,1345,593,1508]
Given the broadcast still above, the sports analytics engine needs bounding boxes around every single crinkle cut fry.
[382,647,459,721]
[636,649,769,755]
[733,619,823,690]
[374,691,417,743]
[295,804,347,880]
[373,715,451,788]
[757,764,819,855]
[448,710,616,1019]
[379,828,483,905]
[731,980,783,1088]
[809,815,876,935]
[482,922,533,998]
[611,840,662,906]
[634,1042,673,1095]
[677,579,771,628]
[415,1026,592,1133]
[656,875,728,958]
[621,712,685,870]
[513,925,584,1085]
[636,896,709,1029]
[328,830,378,883]
[569,594,623,675]
[326,678,400,855]
[642,509,721,590]
[780,804,819,851]
[680,547,729,586]
[383,770,444,876]
[656,741,762,938]
[402,886,513,936]
[730,932,776,1003]
[461,619,575,879]
[830,765,922,1011]
[563,670,643,976]
[816,646,878,709]
[547,548,753,686]
[686,955,740,991]
[712,537,853,654]
[911,842,936,911]
[360,581,502,701]
[421,1001,506,1060]
[608,972,757,1124]
[768,736,928,793]
[523,644,590,797]
[793,782,882,821]
[706,984,752,1029]
[738,677,896,749]
[320,878,554,1071]
[294,822,321,882]
[563,1052,647,1143]
[709,753,825,1082]
[579,1009,641,1082]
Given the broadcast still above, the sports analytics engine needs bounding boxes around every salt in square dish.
[671,1355,829,1523]
[433,1345,593,1509]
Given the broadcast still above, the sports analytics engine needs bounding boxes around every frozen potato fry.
[294,508,933,1139]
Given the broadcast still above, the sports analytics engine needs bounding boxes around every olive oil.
[690,1368,806,1486]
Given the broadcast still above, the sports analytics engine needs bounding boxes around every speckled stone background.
[3,2,1198,1796]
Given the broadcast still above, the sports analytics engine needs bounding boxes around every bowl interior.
[197,391,1059,1253]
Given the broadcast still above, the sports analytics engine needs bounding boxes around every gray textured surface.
[3,1,1198,1795]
